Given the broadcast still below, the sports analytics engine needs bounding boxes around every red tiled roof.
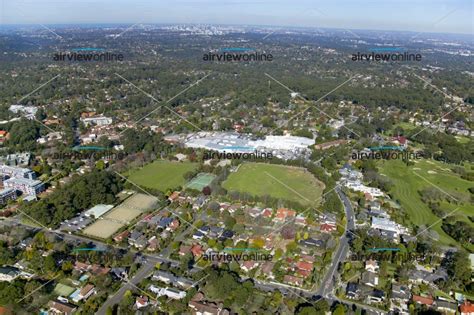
[320,223,336,232]
[191,244,203,257]
[461,301,474,313]
[296,261,313,271]
[413,295,434,305]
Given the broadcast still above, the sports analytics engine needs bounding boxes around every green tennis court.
[185,173,216,191]
[54,283,76,296]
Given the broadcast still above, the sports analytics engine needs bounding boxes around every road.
[314,187,355,297]
[96,259,157,315]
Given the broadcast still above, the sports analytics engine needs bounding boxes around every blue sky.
[1,0,472,34]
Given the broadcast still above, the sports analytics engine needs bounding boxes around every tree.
[333,304,346,315]
[202,186,211,195]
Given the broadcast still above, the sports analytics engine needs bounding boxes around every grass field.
[83,193,158,239]
[83,220,124,239]
[222,163,325,206]
[126,160,197,192]
[185,173,216,191]
[379,159,474,249]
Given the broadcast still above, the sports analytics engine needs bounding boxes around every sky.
[1,0,473,34]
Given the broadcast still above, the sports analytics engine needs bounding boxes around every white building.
[0,188,17,205]
[4,177,44,197]
[149,285,186,299]
[80,116,113,127]
[84,204,114,219]
[0,165,36,180]
[9,105,38,119]
[0,266,21,282]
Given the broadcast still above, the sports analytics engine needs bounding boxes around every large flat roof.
[84,204,114,218]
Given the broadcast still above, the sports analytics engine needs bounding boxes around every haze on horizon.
[0,0,473,35]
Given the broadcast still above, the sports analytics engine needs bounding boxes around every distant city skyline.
[0,0,473,35]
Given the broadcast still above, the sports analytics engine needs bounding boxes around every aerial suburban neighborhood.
[0,1,472,314]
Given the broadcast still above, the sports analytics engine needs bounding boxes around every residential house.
[367,289,385,304]
[48,300,77,315]
[260,262,275,279]
[460,301,474,315]
[273,208,296,223]
[149,285,186,299]
[248,207,262,218]
[299,237,324,248]
[113,230,130,243]
[261,208,273,218]
[412,295,434,307]
[72,284,95,303]
[168,191,180,202]
[283,275,303,287]
[135,296,149,309]
[390,283,410,310]
[0,266,20,282]
[240,261,258,272]
[295,214,306,225]
[365,259,379,273]
[408,269,447,285]
[110,267,128,281]
[361,271,379,287]
[295,261,313,277]
[346,283,360,299]
[191,244,204,257]
[193,231,205,240]
[179,245,192,256]
[320,223,336,233]
[158,217,174,230]
[435,300,458,314]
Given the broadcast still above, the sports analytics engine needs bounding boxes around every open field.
[104,206,143,222]
[185,173,216,191]
[379,159,474,249]
[126,160,198,192]
[222,163,325,206]
[82,193,158,239]
[83,220,124,239]
[119,193,159,211]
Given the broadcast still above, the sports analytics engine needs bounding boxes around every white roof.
[84,204,114,218]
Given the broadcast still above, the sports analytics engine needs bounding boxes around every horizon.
[0,0,472,35]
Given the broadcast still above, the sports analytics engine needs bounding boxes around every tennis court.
[82,192,158,239]
[185,173,216,191]
[54,283,76,296]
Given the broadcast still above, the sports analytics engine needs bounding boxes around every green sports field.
[126,160,198,192]
[185,173,216,191]
[379,159,474,249]
[222,163,325,206]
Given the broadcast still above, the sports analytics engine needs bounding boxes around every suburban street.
[96,259,157,315]
[314,187,355,297]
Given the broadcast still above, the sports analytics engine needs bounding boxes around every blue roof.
[69,288,81,299]
[158,217,173,227]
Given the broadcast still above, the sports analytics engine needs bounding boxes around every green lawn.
[379,159,474,249]
[126,160,198,192]
[222,163,325,206]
